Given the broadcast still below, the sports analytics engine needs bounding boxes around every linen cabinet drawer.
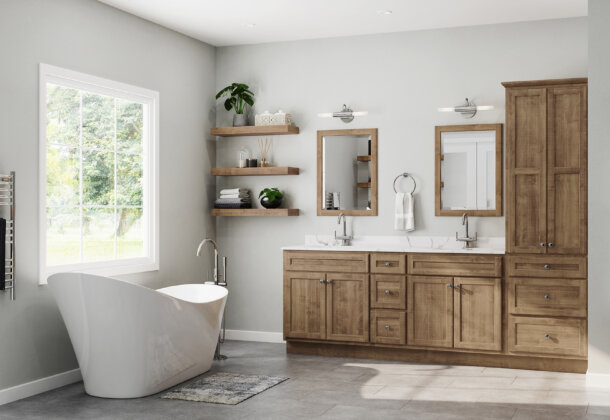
[507,278,587,317]
[370,275,406,309]
[283,251,369,273]
[408,254,502,277]
[370,253,406,274]
[508,316,587,357]
[506,255,586,279]
[370,310,406,345]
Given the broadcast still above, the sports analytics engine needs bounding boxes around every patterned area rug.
[161,372,289,405]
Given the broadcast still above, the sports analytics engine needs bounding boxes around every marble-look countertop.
[282,235,505,255]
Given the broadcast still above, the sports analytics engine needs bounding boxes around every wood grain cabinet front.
[507,277,587,317]
[370,275,406,309]
[283,271,326,340]
[408,254,502,278]
[407,276,454,348]
[283,251,368,273]
[371,310,406,345]
[370,253,406,274]
[506,255,586,279]
[508,315,587,358]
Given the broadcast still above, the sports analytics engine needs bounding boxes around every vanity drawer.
[370,275,406,309]
[283,251,369,273]
[370,253,406,274]
[508,316,587,357]
[408,254,502,277]
[370,310,406,345]
[507,278,587,317]
[506,255,587,279]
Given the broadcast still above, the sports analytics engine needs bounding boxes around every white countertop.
[282,235,505,255]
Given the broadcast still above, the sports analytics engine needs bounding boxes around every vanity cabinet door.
[284,272,326,340]
[546,85,587,255]
[326,273,369,343]
[453,277,502,351]
[506,88,548,254]
[407,276,453,348]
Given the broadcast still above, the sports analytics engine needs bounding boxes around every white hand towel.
[405,192,415,232]
[220,188,248,195]
[394,192,406,230]
[220,193,250,199]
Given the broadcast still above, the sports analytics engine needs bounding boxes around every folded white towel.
[394,192,415,231]
[220,188,248,195]
[220,193,250,199]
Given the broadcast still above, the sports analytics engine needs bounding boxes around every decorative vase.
[233,113,248,127]
[260,196,281,209]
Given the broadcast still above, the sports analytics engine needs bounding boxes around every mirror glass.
[441,130,496,211]
[317,129,377,216]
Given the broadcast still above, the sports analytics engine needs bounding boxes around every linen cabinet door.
[506,88,548,254]
[284,271,326,340]
[547,85,587,255]
[326,273,369,343]
[407,276,453,348]
[453,277,502,351]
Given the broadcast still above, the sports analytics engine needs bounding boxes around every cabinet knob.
[544,264,551,270]
[544,333,550,339]
[384,262,391,267]
[320,279,325,284]
[454,284,460,290]
[544,294,550,300]
[385,289,390,295]
[446,284,452,288]
[540,242,546,247]
[326,279,332,284]
[548,242,554,248]
[385,325,390,330]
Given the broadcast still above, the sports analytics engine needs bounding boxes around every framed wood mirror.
[435,124,503,216]
[317,128,378,216]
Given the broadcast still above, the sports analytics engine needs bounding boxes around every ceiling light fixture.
[318,104,368,124]
[438,98,494,118]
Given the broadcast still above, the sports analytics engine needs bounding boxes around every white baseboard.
[587,372,610,390]
[225,329,285,343]
[0,368,82,406]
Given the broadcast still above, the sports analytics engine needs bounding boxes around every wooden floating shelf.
[211,167,299,176]
[357,182,371,188]
[211,208,299,217]
[211,125,300,137]
[357,155,372,162]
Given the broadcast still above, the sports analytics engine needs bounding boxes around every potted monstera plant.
[259,188,283,209]
[216,83,254,127]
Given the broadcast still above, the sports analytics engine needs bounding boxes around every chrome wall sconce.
[318,104,368,123]
[438,98,494,118]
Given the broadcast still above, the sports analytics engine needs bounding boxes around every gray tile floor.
[1,340,609,419]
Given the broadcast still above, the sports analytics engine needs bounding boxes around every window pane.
[82,92,114,149]
[83,208,115,262]
[46,84,80,146]
[46,207,80,266]
[46,146,79,206]
[117,153,143,206]
[82,150,114,205]
[117,100,143,153]
[117,208,144,259]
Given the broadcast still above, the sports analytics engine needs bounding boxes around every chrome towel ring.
[393,173,416,194]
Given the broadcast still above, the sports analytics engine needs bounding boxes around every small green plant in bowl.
[259,188,283,209]
[215,83,254,126]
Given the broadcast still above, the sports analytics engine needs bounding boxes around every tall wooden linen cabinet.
[503,78,588,360]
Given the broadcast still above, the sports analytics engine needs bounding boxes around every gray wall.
[588,0,610,376]
[0,0,216,390]
[215,18,588,334]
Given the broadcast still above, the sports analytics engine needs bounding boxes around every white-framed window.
[39,64,159,284]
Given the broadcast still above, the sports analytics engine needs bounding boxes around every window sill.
[40,258,159,285]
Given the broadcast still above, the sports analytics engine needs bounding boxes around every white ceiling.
[98,0,587,47]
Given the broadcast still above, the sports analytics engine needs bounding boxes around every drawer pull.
[544,333,550,339]
[544,294,550,300]
[446,284,452,288]
[454,284,460,290]
[385,289,390,295]
[385,325,390,330]
[544,264,551,270]
[384,262,391,267]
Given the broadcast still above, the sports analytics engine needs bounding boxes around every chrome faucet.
[335,213,352,246]
[456,213,478,249]
[196,238,228,360]
[196,238,227,287]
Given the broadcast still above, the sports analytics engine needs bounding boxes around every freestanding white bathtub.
[48,273,227,398]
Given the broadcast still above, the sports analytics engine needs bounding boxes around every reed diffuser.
[257,137,272,167]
